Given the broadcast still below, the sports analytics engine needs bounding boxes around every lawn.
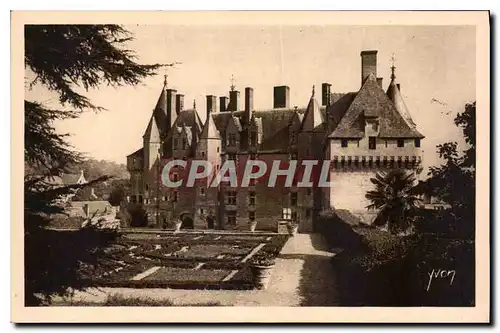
[82,232,289,290]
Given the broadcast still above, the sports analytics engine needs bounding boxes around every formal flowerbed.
[83,232,289,290]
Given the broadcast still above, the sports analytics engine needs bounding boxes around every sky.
[25,24,476,173]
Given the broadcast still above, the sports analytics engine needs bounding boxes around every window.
[250,131,257,145]
[305,209,311,218]
[164,196,168,201]
[200,188,205,196]
[227,211,237,225]
[385,140,388,148]
[182,138,187,149]
[341,139,348,148]
[290,192,298,206]
[138,195,143,204]
[249,211,255,221]
[173,138,178,150]
[249,191,256,206]
[415,138,421,148]
[221,132,226,148]
[228,133,237,146]
[145,184,149,191]
[397,139,405,148]
[369,137,376,150]
[200,208,204,215]
[130,195,137,203]
[227,191,237,205]
[291,211,298,221]
[201,151,205,158]
[282,208,292,220]
[217,146,220,153]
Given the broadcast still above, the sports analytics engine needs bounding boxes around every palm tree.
[365,169,421,234]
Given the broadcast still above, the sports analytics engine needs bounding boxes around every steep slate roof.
[300,93,326,132]
[386,79,417,128]
[152,85,168,136]
[329,73,424,139]
[200,114,221,139]
[127,147,143,158]
[165,109,203,140]
[143,116,161,142]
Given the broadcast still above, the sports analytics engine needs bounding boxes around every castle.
[126,50,424,232]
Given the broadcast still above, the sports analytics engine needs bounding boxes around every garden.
[79,232,289,290]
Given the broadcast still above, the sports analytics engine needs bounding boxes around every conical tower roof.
[143,115,161,143]
[200,114,220,139]
[386,78,416,128]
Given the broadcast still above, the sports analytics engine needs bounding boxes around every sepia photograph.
[11,11,490,323]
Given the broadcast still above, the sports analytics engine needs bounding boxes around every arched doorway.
[207,215,215,229]
[180,212,194,229]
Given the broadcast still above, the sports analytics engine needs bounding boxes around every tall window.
[173,138,178,150]
[305,209,311,218]
[250,131,257,145]
[341,139,348,148]
[290,192,298,206]
[228,133,237,146]
[227,211,237,225]
[282,208,292,220]
[397,139,405,148]
[291,211,298,221]
[201,151,205,158]
[249,211,255,221]
[415,138,421,148]
[249,191,256,206]
[369,137,376,150]
[227,191,237,205]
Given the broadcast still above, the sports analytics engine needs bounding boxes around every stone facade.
[126,49,424,232]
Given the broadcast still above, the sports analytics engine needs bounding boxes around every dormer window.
[228,133,237,146]
[397,139,405,148]
[415,138,421,148]
[341,139,348,148]
[369,137,376,150]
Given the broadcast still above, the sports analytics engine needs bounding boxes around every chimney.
[273,86,290,109]
[245,87,254,112]
[244,87,254,124]
[206,95,217,118]
[166,89,177,127]
[175,94,184,114]
[377,77,383,88]
[229,90,241,111]
[397,83,401,92]
[360,50,378,84]
[321,83,332,106]
[219,96,229,112]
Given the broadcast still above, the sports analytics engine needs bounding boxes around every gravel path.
[60,234,340,306]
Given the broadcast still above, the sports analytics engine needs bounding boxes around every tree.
[24,25,170,305]
[365,169,421,234]
[419,102,476,237]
